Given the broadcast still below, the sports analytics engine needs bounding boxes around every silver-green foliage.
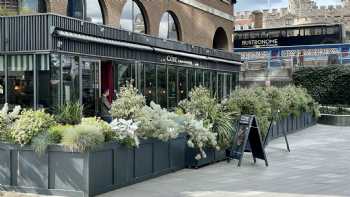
[0,104,21,142]
[81,117,114,141]
[61,124,105,152]
[11,109,55,145]
[136,102,183,141]
[110,83,146,120]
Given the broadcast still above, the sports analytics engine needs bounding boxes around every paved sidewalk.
[100,124,350,197]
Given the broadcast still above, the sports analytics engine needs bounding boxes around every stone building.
[0,0,235,51]
[235,0,350,41]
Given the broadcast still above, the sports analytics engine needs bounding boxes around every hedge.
[292,65,350,105]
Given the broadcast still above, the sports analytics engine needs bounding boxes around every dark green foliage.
[54,102,83,125]
[293,65,350,105]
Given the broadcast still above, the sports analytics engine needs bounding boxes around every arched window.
[67,0,104,24]
[19,0,47,14]
[120,0,146,34]
[159,12,179,41]
[213,27,228,50]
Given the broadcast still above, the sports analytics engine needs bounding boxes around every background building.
[0,0,235,51]
[235,0,350,41]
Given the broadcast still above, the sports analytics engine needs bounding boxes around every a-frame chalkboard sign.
[227,115,268,167]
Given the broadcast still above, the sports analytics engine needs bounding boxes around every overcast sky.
[236,0,342,11]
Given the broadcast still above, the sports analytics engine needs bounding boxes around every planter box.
[186,147,226,168]
[0,134,187,197]
[264,112,317,146]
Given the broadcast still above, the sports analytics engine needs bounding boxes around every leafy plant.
[10,109,55,145]
[55,102,83,125]
[61,124,105,152]
[81,117,114,141]
[110,119,140,148]
[0,103,21,142]
[184,114,218,160]
[179,86,235,149]
[110,82,146,120]
[136,102,183,141]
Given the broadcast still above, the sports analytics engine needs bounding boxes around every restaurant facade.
[0,14,241,116]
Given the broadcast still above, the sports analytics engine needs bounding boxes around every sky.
[236,0,342,11]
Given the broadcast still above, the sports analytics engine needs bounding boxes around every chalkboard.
[228,115,268,167]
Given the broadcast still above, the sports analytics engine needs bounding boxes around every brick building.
[0,0,235,51]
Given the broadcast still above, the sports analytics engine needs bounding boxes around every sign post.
[227,115,268,167]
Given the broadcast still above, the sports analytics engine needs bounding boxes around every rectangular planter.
[0,134,187,197]
[186,147,226,168]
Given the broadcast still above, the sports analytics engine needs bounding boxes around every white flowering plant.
[110,119,140,148]
[136,102,183,141]
[0,103,21,142]
[183,114,218,160]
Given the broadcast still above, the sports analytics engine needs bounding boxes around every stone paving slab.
[99,124,350,197]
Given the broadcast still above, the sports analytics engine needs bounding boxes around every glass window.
[188,68,195,93]
[7,55,34,108]
[116,63,134,92]
[120,0,146,33]
[144,64,156,104]
[203,70,211,89]
[19,0,46,14]
[37,54,60,110]
[226,74,232,97]
[195,69,203,86]
[67,0,84,19]
[67,0,104,24]
[168,66,177,108]
[0,56,4,106]
[86,0,104,24]
[178,67,187,102]
[157,65,167,108]
[159,12,179,41]
[61,55,80,103]
[211,71,217,97]
[232,72,238,91]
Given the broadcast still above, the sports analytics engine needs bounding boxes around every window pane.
[116,63,132,92]
[204,70,211,89]
[7,55,34,108]
[86,0,104,24]
[159,12,179,41]
[188,68,195,93]
[67,0,84,19]
[157,65,167,108]
[120,0,146,33]
[62,55,80,103]
[0,56,5,106]
[178,67,187,102]
[168,66,177,108]
[133,1,145,33]
[144,64,156,104]
[196,69,203,86]
[20,0,46,14]
[211,71,217,97]
[232,72,238,91]
[37,54,60,110]
[226,74,232,97]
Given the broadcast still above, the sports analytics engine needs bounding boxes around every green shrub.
[48,125,71,143]
[11,109,55,145]
[293,65,350,105]
[0,104,21,142]
[81,117,114,141]
[178,86,235,149]
[110,83,146,120]
[61,124,105,152]
[55,102,83,125]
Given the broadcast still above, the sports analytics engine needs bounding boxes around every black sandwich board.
[227,115,268,167]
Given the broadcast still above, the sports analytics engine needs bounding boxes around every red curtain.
[101,62,114,103]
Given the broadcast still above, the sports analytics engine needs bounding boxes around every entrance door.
[80,58,101,116]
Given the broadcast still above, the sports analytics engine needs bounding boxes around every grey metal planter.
[0,134,187,197]
[186,147,226,168]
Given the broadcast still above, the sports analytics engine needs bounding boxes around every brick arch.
[159,10,183,41]
[213,27,229,51]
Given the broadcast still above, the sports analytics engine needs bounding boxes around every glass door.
[80,58,101,116]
